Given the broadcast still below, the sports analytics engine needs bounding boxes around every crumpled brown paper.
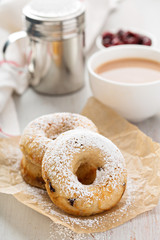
[0,97,160,233]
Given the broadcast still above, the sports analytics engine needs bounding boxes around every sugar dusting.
[20,113,98,164]
[43,129,126,203]
[49,222,110,240]
[18,114,134,235]
[23,176,135,238]
[6,140,135,236]
[22,113,98,139]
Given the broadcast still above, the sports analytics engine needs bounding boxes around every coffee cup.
[88,45,160,122]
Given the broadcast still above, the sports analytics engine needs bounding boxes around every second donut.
[20,113,98,189]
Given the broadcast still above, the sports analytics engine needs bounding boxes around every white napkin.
[0,0,120,135]
[0,26,28,135]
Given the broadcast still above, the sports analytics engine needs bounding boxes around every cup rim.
[96,27,158,50]
[88,44,160,87]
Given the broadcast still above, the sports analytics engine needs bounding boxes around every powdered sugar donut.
[42,129,127,216]
[20,113,98,189]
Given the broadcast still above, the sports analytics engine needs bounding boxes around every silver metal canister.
[3,0,85,95]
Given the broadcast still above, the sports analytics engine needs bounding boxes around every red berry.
[111,36,123,45]
[137,35,143,44]
[102,32,114,47]
[141,36,152,46]
[117,30,125,40]
[122,31,139,44]
[102,32,114,39]
[101,29,152,48]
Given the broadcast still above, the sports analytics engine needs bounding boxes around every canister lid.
[23,0,85,41]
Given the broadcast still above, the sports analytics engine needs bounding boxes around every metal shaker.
[3,0,85,95]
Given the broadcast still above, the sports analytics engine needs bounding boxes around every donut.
[20,113,98,189]
[42,129,127,216]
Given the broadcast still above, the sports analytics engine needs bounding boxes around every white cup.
[87,45,160,122]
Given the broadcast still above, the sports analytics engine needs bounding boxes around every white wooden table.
[1,0,160,239]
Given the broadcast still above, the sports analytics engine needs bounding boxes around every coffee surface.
[95,58,160,84]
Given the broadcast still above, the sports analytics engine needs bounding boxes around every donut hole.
[45,127,71,140]
[76,162,97,185]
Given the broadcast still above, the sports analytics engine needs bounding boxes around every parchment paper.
[0,97,160,233]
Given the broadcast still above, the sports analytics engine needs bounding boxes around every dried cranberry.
[141,36,152,46]
[103,43,111,47]
[111,36,123,46]
[102,32,114,47]
[138,35,143,44]
[122,31,139,44]
[102,32,114,39]
[101,29,152,48]
[117,30,125,40]
[102,38,112,47]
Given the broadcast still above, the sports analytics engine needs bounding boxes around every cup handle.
[2,31,28,72]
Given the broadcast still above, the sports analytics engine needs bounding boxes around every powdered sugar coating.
[24,175,134,234]
[20,113,98,166]
[42,129,127,216]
